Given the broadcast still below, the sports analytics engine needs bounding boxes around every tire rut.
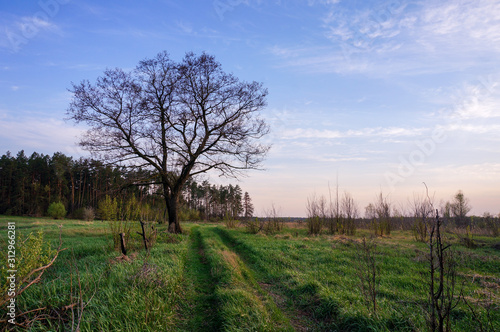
[180,226,222,331]
[213,227,313,331]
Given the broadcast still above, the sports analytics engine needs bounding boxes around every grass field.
[1,216,499,331]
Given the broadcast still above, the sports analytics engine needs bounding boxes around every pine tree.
[243,192,254,219]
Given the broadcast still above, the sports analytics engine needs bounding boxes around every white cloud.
[282,126,426,140]
[0,12,63,52]
[0,114,86,157]
[447,82,500,120]
[271,0,500,75]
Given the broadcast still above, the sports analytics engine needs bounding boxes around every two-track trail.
[177,226,222,331]
[179,225,309,331]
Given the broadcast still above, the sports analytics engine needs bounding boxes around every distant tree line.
[305,188,499,237]
[0,151,253,221]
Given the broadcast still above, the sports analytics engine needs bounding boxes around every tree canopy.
[67,51,270,232]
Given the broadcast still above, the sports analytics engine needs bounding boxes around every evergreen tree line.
[0,151,253,221]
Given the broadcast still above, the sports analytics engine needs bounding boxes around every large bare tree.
[67,51,269,233]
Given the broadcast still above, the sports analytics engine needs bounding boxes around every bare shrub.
[458,225,477,249]
[427,209,462,332]
[245,218,262,234]
[263,204,284,234]
[483,212,500,237]
[340,191,358,235]
[307,216,322,235]
[368,193,392,236]
[306,194,323,235]
[410,194,433,242]
[82,207,95,221]
[355,237,379,313]
[462,287,498,332]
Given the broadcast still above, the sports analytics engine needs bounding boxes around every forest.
[0,150,252,222]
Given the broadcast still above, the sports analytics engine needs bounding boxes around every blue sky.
[1,0,499,217]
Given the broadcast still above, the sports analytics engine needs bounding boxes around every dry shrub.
[83,207,95,221]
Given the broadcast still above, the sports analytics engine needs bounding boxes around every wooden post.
[139,221,148,251]
[119,232,127,256]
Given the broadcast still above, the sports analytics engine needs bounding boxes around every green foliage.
[179,207,201,221]
[47,201,66,219]
[460,225,477,249]
[98,195,118,221]
[1,230,55,302]
[338,217,357,236]
[99,195,135,250]
[263,218,284,235]
[224,212,238,229]
[412,219,428,242]
[371,219,391,236]
[195,226,292,331]
[2,216,499,331]
[120,194,141,221]
[246,217,261,234]
[307,216,322,235]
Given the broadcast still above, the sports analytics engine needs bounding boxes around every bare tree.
[67,51,270,233]
[370,192,392,236]
[340,191,358,235]
[427,209,462,332]
[410,193,434,242]
[306,194,323,234]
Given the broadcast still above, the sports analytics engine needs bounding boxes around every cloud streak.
[0,114,85,156]
[270,0,500,75]
[282,126,427,140]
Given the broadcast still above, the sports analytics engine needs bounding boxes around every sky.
[1,0,499,217]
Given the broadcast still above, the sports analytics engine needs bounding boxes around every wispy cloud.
[271,0,500,75]
[282,126,427,140]
[0,12,64,52]
[0,114,85,156]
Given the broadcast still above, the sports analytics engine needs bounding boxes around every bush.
[47,201,66,219]
[224,213,238,229]
[83,207,95,221]
[246,218,261,234]
[307,216,322,235]
[98,195,118,221]
[412,219,428,242]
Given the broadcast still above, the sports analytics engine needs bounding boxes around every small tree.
[410,193,433,242]
[368,193,391,236]
[427,209,462,332]
[450,190,471,227]
[47,201,66,219]
[340,191,358,235]
[355,237,379,313]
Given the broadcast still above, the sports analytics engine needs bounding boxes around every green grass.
[1,216,499,331]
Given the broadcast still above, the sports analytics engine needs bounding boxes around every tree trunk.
[166,194,183,234]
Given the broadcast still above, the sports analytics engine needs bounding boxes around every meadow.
[1,216,499,331]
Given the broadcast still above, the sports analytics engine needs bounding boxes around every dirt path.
[179,226,222,331]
